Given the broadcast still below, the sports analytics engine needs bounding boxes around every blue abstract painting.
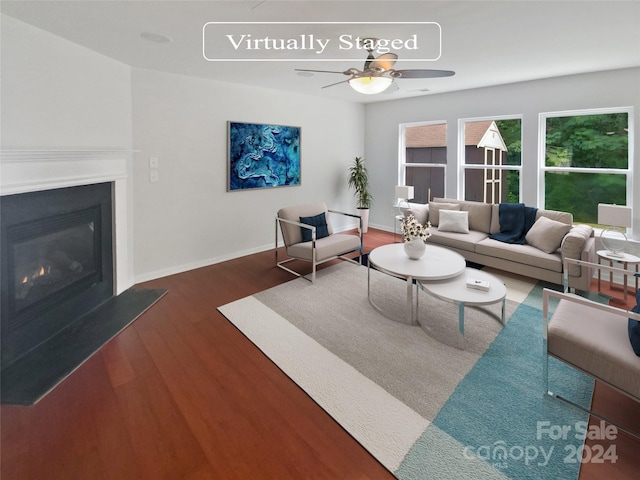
[228,122,301,191]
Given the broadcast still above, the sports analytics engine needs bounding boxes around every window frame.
[458,115,524,203]
[398,120,448,203]
[537,106,634,230]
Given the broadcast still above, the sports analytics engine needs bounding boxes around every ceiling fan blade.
[382,82,400,94]
[370,53,398,72]
[295,68,357,76]
[321,79,350,89]
[389,69,455,79]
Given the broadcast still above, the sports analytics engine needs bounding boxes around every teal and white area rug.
[218,262,593,479]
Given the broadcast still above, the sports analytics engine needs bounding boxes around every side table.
[394,215,404,242]
[596,250,640,302]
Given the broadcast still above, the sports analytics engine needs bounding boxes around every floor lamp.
[598,203,632,257]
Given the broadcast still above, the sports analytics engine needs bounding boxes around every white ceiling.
[2,0,639,104]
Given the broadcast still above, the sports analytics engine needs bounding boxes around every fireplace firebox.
[1,183,114,367]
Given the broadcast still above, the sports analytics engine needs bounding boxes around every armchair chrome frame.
[543,258,640,437]
[275,209,363,283]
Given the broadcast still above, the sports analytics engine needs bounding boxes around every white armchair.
[543,258,640,436]
[275,203,362,283]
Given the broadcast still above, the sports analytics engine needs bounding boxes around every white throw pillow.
[525,216,572,253]
[438,210,469,234]
[429,202,460,226]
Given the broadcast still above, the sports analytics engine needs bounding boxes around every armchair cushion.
[277,203,334,246]
[300,212,329,241]
[629,289,640,356]
[549,297,640,399]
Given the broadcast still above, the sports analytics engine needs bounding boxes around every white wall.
[0,14,136,291]
[0,14,132,148]
[132,68,364,282]
[364,68,640,246]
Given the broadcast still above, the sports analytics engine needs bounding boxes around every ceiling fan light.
[348,76,393,94]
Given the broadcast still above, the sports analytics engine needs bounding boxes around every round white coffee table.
[418,268,506,348]
[367,243,466,325]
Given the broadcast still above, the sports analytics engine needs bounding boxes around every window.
[399,122,446,203]
[540,108,632,225]
[461,118,522,204]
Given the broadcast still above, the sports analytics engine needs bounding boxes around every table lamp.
[598,203,632,257]
[395,185,414,214]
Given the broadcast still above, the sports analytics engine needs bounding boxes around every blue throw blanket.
[489,203,538,244]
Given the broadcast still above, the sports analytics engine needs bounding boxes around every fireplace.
[1,183,114,367]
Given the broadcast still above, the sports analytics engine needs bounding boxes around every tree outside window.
[542,110,630,225]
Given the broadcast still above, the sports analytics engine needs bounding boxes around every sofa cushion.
[476,237,563,272]
[463,202,493,234]
[433,197,493,233]
[287,233,361,262]
[490,204,500,234]
[429,202,460,226]
[300,212,330,242]
[405,204,429,226]
[537,209,573,225]
[438,210,469,233]
[629,289,640,356]
[429,229,487,253]
[561,225,594,276]
[525,216,572,253]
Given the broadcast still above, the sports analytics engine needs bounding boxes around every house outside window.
[539,108,632,226]
[461,118,522,204]
[399,122,447,204]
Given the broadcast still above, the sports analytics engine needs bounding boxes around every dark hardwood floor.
[1,229,638,479]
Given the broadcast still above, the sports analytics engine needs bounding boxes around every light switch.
[150,169,159,183]
[149,156,159,169]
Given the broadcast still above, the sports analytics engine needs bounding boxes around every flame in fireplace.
[21,265,51,284]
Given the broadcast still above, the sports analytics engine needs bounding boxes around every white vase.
[404,238,426,260]
[357,208,369,234]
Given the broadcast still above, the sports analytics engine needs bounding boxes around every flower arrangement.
[401,214,432,243]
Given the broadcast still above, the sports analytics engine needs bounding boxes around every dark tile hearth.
[1,287,167,406]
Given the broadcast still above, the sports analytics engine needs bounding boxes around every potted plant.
[347,156,373,233]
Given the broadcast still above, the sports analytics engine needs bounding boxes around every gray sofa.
[405,197,596,290]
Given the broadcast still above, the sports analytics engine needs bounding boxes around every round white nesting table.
[418,268,506,348]
[596,250,640,302]
[367,243,466,325]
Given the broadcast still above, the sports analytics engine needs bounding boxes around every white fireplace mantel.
[1,148,136,294]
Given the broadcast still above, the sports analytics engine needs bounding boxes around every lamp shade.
[597,204,632,228]
[348,76,393,94]
[395,185,414,200]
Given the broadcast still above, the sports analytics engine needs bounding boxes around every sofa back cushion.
[537,208,573,225]
[428,202,460,226]
[433,197,492,233]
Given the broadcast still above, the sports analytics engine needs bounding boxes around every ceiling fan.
[295,38,455,95]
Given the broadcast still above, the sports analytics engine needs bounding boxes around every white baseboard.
[134,242,274,285]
